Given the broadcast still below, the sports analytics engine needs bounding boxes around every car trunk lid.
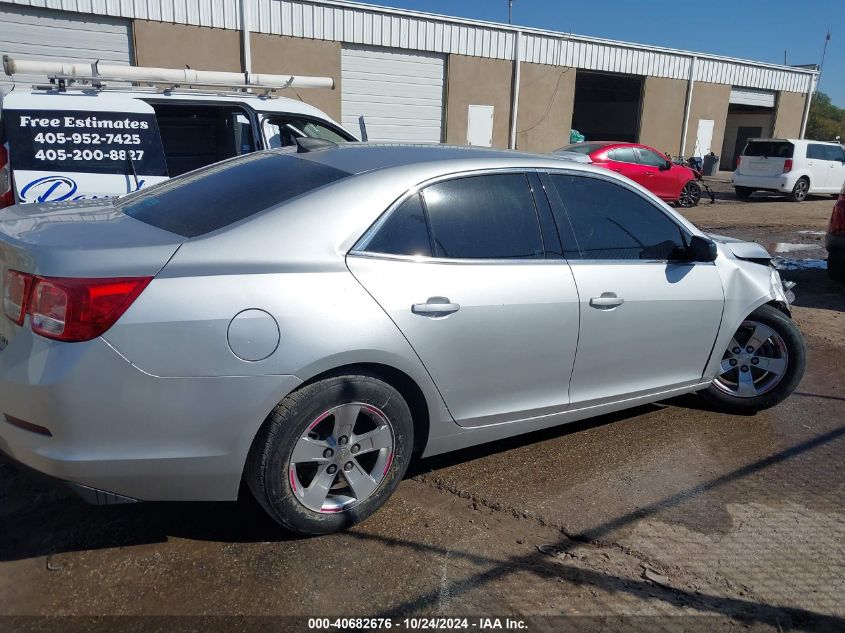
[0,198,185,347]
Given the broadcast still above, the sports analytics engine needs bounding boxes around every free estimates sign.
[3,94,168,203]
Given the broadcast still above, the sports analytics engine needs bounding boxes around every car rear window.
[117,151,351,238]
[743,141,794,158]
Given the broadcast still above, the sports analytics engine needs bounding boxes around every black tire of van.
[734,186,754,200]
[787,177,810,202]
[828,252,845,282]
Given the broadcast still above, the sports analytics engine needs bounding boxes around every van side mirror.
[688,235,718,262]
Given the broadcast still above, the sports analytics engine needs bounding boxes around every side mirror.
[659,160,672,171]
[688,235,718,262]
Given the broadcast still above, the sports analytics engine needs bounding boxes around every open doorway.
[720,103,775,171]
[571,71,644,143]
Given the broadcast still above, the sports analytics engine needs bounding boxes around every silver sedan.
[0,144,805,534]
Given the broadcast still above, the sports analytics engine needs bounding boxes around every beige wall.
[133,21,242,72]
[250,34,342,122]
[445,54,513,148]
[515,63,575,152]
[639,76,687,155]
[684,81,731,158]
[774,90,807,138]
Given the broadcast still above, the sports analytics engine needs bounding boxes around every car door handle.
[412,297,461,316]
[645,171,654,176]
[590,294,624,309]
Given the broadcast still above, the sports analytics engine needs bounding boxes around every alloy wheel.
[793,180,808,201]
[678,182,701,208]
[713,319,789,398]
[289,402,395,513]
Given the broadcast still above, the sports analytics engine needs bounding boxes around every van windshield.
[743,141,794,158]
[117,150,351,238]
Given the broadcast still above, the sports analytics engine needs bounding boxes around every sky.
[358,0,845,107]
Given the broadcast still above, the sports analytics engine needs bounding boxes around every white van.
[0,58,356,208]
[733,138,845,202]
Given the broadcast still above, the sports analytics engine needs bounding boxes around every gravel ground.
[0,189,843,632]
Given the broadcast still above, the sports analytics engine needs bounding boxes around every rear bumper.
[732,172,797,192]
[0,332,301,501]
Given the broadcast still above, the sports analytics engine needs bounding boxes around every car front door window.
[547,174,686,260]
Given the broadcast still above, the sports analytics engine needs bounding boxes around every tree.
[806,91,845,141]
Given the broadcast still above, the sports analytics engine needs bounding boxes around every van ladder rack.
[32,74,286,98]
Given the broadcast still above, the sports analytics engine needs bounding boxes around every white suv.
[733,139,845,202]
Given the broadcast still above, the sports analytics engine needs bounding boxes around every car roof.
[0,87,333,119]
[297,142,585,175]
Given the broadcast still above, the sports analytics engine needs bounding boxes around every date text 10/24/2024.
[308,618,528,630]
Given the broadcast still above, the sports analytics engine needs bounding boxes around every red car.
[554,142,702,207]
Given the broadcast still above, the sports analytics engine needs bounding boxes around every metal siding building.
[0,0,818,163]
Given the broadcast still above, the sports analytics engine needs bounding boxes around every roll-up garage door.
[0,5,132,95]
[341,45,445,143]
[729,87,777,108]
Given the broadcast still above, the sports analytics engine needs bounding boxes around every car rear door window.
[421,174,544,259]
[609,147,638,163]
[547,174,686,260]
[807,144,829,160]
[362,194,432,257]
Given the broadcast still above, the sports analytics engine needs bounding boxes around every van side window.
[149,103,256,176]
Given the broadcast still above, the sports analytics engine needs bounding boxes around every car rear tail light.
[829,190,845,236]
[735,156,741,169]
[0,144,14,209]
[29,276,152,342]
[3,270,33,325]
[783,159,793,174]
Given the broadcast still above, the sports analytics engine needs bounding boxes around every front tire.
[701,305,806,413]
[246,374,414,535]
[787,178,810,202]
[678,181,702,208]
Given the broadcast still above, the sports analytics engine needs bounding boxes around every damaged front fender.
[702,245,794,381]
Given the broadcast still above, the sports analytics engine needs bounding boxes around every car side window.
[547,174,687,261]
[422,174,545,259]
[609,147,638,163]
[807,144,828,160]
[362,194,433,257]
[636,147,668,167]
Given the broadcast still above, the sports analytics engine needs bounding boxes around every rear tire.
[787,178,810,202]
[828,253,845,282]
[246,374,414,535]
[734,186,754,200]
[701,305,806,413]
